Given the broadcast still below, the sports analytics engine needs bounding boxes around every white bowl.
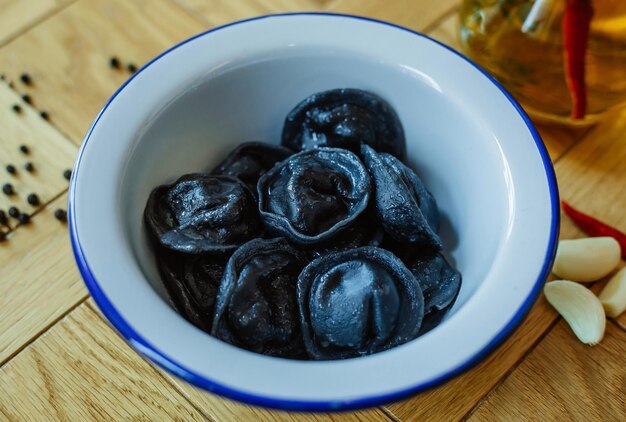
[69,13,559,411]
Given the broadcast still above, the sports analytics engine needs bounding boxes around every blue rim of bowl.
[68,12,560,412]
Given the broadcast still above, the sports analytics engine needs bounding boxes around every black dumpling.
[282,88,406,160]
[210,142,293,194]
[297,247,424,360]
[144,174,261,254]
[406,251,461,334]
[308,208,384,259]
[211,238,308,358]
[257,148,370,245]
[156,248,227,332]
[361,145,441,249]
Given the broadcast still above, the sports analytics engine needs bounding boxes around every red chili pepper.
[562,0,593,120]
[561,200,626,259]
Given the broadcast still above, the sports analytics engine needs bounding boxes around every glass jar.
[459,0,626,126]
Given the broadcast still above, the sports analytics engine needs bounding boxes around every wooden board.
[0,1,624,420]
[0,301,206,421]
[157,367,392,422]
[327,0,458,33]
[174,0,323,27]
[0,0,67,46]
[0,193,87,365]
[0,0,208,144]
[0,297,393,421]
[0,82,76,229]
[468,321,626,421]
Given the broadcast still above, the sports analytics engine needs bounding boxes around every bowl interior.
[71,14,556,409]
[123,47,510,314]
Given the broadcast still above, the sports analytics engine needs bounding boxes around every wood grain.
[0,82,76,229]
[158,368,393,422]
[0,1,623,420]
[556,110,626,234]
[0,193,88,365]
[427,11,458,46]
[468,321,626,422]
[0,0,207,144]
[0,0,65,46]
[174,0,322,27]
[0,301,206,421]
[327,0,458,33]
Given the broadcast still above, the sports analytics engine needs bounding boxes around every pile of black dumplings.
[144,89,461,360]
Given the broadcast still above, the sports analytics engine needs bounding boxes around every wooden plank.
[1,295,391,421]
[0,0,208,144]
[0,0,61,46]
[427,10,458,46]
[556,110,626,229]
[0,3,619,421]
[174,0,322,27]
[0,82,76,229]
[157,367,393,421]
[468,321,626,422]
[327,0,458,33]
[0,301,206,421]
[0,193,88,365]
[385,85,626,422]
[313,0,337,6]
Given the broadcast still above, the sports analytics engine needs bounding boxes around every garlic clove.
[551,237,620,282]
[598,267,626,318]
[544,280,605,345]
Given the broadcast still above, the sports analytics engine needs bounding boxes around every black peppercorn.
[54,208,67,222]
[0,74,5,80]
[2,183,14,195]
[0,231,6,242]
[19,144,29,154]
[20,73,32,85]
[24,162,34,172]
[0,210,7,225]
[18,213,30,224]
[8,206,19,218]
[8,81,14,89]
[127,63,137,73]
[110,57,120,69]
[6,164,16,175]
[63,169,72,180]
[21,94,32,105]
[40,111,49,120]
[12,104,22,113]
[27,193,40,206]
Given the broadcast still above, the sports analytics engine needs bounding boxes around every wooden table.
[0,1,624,420]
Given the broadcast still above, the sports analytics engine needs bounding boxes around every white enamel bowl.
[69,13,559,411]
